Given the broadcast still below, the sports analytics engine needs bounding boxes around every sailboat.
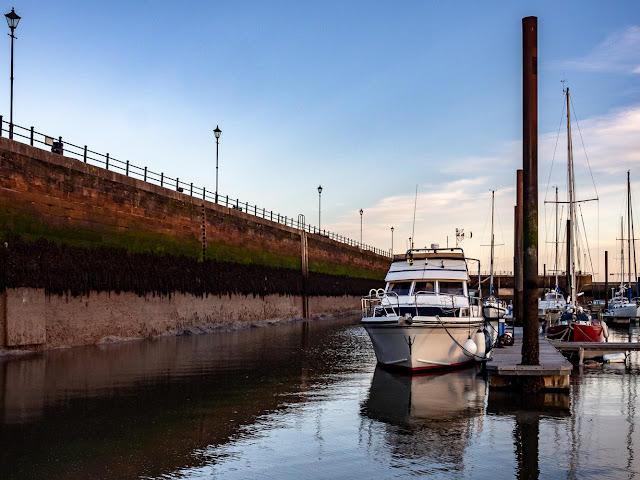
[546,87,606,343]
[538,186,567,322]
[482,190,507,320]
[603,171,640,320]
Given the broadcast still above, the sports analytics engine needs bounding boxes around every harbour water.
[1,316,640,479]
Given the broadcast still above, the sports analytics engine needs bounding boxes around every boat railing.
[361,289,399,317]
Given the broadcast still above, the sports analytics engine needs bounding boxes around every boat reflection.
[361,366,486,461]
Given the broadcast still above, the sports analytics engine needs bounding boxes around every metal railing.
[0,117,392,258]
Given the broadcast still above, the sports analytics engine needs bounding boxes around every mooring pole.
[604,250,609,311]
[514,169,524,325]
[521,16,539,367]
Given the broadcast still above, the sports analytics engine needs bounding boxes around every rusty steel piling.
[521,16,540,369]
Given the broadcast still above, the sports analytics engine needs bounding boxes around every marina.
[0,4,639,479]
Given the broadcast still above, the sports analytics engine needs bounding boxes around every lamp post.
[213,125,221,203]
[5,8,20,140]
[359,209,363,245]
[391,226,394,255]
[317,185,322,231]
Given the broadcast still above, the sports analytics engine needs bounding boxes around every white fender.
[473,328,486,360]
[601,321,609,339]
[462,336,478,357]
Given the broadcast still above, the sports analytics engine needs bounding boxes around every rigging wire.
[570,96,600,200]
[578,203,596,278]
[543,98,568,276]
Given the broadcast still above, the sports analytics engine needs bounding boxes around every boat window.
[439,281,464,295]
[387,282,412,296]
[414,281,435,293]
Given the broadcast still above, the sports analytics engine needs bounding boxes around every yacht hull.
[362,318,484,371]
[603,303,639,319]
[483,305,507,320]
[547,324,605,342]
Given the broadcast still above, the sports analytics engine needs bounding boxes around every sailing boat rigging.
[482,190,507,320]
[603,171,640,320]
[538,186,567,322]
[546,87,606,342]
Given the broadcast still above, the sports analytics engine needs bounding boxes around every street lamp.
[213,125,221,203]
[5,8,20,140]
[317,185,323,231]
[391,226,394,255]
[359,209,363,245]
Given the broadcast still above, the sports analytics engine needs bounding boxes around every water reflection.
[3,320,640,479]
[0,316,367,480]
[361,366,486,468]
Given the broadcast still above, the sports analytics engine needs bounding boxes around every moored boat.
[482,190,508,321]
[361,247,490,371]
[545,87,606,343]
[603,172,640,321]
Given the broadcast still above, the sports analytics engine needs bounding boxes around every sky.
[3,1,640,281]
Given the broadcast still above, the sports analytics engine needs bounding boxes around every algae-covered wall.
[0,137,389,279]
[0,138,389,350]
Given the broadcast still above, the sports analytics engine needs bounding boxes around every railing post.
[126,160,129,176]
[83,145,87,163]
[176,177,179,190]
[160,172,163,187]
[190,183,193,196]
[271,211,273,221]
[106,153,109,170]
[30,127,34,146]
[225,195,228,207]
[203,187,206,200]
[144,166,147,182]
[0,115,3,137]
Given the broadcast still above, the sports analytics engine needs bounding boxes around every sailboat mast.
[567,88,577,308]
[621,216,625,291]
[490,190,495,296]
[629,170,632,299]
[555,186,559,292]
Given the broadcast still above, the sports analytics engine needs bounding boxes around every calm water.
[1,316,640,479]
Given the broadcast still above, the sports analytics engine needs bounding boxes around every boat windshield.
[439,281,464,295]
[414,281,435,294]
[387,282,412,296]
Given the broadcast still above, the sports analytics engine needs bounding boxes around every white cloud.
[324,103,640,281]
[562,26,640,74]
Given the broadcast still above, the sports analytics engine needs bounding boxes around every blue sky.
[4,1,640,280]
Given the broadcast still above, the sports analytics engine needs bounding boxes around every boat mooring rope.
[435,315,488,361]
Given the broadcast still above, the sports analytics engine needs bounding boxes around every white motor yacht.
[603,288,639,319]
[538,288,567,322]
[361,247,489,372]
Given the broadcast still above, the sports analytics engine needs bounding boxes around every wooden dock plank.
[486,329,573,379]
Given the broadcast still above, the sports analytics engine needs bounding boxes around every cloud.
[561,26,640,74]
[324,102,640,280]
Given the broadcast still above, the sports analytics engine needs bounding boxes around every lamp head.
[317,185,322,194]
[213,125,222,139]
[5,8,19,30]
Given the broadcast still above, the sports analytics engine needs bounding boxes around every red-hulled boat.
[544,88,607,344]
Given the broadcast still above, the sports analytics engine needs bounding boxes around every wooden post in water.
[521,16,540,370]
[514,170,523,325]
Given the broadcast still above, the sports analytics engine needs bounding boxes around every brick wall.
[0,137,389,279]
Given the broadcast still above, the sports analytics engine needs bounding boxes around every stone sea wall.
[0,137,388,351]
